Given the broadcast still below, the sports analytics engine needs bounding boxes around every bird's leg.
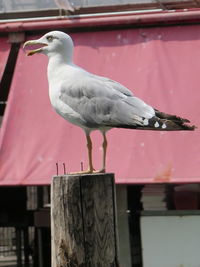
[69,132,95,174]
[101,132,107,173]
[94,131,107,173]
[85,132,95,173]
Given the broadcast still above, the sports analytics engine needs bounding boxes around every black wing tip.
[186,124,197,131]
[171,120,197,131]
[182,118,190,123]
[155,119,197,131]
[154,109,190,122]
[154,109,197,130]
[112,119,197,131]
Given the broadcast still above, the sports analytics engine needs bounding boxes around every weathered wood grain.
[51,176,85,267]
[51,173,120,267]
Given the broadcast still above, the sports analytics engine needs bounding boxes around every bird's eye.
[46,35,54,42]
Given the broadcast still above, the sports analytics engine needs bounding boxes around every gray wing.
[93,75,134,97]
[59,74,155,128]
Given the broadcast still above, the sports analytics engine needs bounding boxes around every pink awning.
[0,25,199,185]
[0,37,11,82]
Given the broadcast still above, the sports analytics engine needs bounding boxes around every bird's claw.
[69,168,105,175]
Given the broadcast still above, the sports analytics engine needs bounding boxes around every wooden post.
[51,173,120,267]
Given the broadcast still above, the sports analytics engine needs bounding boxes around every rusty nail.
[63,163,66,175]
[81,161,83,171]
[56,162,59,176]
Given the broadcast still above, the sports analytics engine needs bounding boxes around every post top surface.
[52,172,115,179]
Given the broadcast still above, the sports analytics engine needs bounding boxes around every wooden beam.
[51,173,120,266]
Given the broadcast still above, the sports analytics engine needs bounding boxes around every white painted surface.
[141,215,200,267]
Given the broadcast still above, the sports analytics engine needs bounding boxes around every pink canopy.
[0,25,199,185]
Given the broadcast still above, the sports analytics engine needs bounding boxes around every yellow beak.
[23,40,48,56]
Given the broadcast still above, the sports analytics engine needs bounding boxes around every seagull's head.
[23,31,74,60]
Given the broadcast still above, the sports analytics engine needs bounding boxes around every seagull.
[23,31,196,174]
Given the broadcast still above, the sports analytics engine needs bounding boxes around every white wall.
[141,215,200,267]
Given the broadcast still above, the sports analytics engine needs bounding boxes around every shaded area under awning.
[0,26,199,185]
[0,37,11,82]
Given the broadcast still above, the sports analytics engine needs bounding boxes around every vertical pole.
[16,228,22,267]
[37,186,43,209]
[51,173,120,266]
[37,229,44,267]
[23,227,30,267]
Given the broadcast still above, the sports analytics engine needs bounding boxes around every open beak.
[23,40,48,56]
